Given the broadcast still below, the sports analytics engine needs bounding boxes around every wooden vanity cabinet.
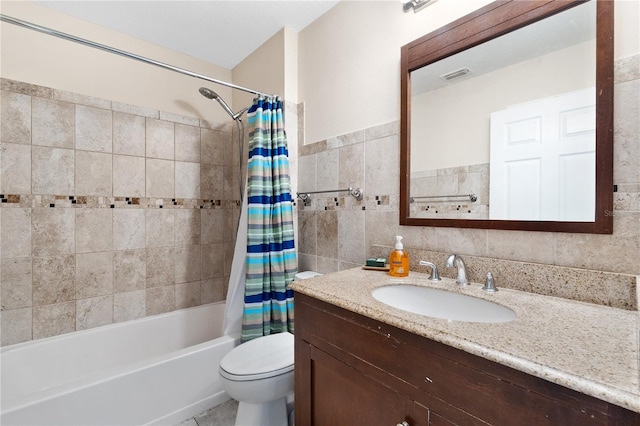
[294,293,640,426]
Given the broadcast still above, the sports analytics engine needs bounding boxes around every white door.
[489,88,595,221]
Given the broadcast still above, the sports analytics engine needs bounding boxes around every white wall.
[298,0,640,145]
[298,0,493,144]
[283,28,299,104]
[0,1,233,123]
[615,0,640,59]
[232,26,299,107]
[232,28,286,111]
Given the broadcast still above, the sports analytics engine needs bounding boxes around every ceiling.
[32,0,340,69]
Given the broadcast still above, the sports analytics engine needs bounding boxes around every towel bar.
[411,194,477,203]
[297,187,363,201]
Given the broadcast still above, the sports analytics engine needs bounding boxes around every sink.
[371,285,517,323]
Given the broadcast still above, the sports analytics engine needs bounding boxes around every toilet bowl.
[220,332,294,426]
[220,271,321,426]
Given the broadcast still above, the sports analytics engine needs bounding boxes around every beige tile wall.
[410,163,489,219]
[0,78,242,346]
[297,54,640,309]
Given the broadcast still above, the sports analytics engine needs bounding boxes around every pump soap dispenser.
[389,236,409,277]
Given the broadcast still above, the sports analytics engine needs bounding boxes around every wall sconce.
[403,0,437,13]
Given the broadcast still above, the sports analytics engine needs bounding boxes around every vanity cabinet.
[294,293,639,426]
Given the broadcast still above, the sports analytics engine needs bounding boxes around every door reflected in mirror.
[400,0,613,233]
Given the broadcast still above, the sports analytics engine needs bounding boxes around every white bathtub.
[1,302,239,426]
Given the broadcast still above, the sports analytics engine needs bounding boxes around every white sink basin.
[372,285,517,323]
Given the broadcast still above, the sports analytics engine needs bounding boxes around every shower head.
[198,87,217,99]
[198,86,246,121]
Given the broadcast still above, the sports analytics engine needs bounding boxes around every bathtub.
[1,302,239,426]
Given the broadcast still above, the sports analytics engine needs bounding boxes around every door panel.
[490,88,595,221]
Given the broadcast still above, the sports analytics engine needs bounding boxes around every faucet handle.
[482,272,498,292]
[419,261,441,281]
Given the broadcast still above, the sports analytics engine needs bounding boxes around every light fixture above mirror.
[399,0,614,233]
[403,0,437,14]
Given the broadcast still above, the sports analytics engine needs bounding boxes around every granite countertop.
[290,268,640,413]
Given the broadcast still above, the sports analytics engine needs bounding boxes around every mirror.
[400,0,613,233]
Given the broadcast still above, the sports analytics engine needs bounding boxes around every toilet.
[219,271,322,426]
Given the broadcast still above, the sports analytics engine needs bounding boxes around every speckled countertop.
[290,268,640,413]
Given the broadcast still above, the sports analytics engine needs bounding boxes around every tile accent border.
[295,194,397,212]
[0,194,239,210]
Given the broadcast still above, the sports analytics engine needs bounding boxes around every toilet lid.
[219,332,294,381]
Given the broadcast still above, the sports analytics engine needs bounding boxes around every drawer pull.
[396,422,410,426]
[425,376,433,383]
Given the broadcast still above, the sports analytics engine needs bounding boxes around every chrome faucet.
[445,254,470,286]
[418,260,441,281]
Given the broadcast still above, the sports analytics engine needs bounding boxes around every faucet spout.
[445,254,470,286]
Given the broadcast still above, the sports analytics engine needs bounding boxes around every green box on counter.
[365,257,387,267]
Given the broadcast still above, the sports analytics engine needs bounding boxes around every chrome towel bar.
[411,194,477,203]
[297,187,363,201]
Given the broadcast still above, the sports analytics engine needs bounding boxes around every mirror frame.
[400,0,613,233]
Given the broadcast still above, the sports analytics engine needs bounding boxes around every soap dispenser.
[389,236,409,277]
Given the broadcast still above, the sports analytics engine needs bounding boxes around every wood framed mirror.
[400,0,613,233]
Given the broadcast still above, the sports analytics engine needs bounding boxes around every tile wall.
[410,163,489,219]
[296,120,400,273]
[1,54,636,345]
[0,78,243,346]
[297,54,640,310]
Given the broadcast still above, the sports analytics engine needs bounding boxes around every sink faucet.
[445,254,470,286]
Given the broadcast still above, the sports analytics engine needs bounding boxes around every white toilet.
[219,271,322,426]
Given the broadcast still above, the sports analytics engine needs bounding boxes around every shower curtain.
[242,96,297,342]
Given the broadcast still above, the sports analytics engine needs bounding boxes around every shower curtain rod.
[0,14,275,98]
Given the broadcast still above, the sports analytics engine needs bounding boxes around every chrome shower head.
[198,86,246,121]
[198,87,218,99]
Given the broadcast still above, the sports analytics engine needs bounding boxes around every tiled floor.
[174,399,239,426]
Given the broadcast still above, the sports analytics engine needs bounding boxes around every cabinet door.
[309,346,409,426]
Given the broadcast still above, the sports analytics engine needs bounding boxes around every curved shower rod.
[0,14,275,98]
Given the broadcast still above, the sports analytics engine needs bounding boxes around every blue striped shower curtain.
[242,96,297,342]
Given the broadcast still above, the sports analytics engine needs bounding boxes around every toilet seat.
[220,332,294,382]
